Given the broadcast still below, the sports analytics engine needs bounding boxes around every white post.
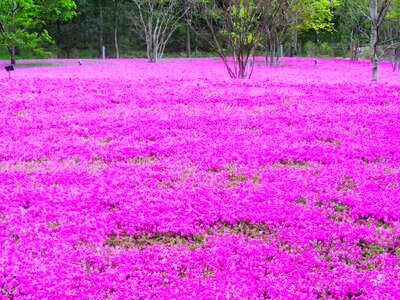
[280,44,284,58]
[102,46,106,59]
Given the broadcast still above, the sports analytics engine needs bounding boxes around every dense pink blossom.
[0,57,400,298]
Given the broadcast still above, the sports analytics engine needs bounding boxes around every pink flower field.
[0,57,400,299]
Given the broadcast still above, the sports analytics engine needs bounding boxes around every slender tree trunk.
[371,24,379,81]
[350,42,357,61]
[114,14,120,59]
[270,40,276,66]
[186,24,191,58]
[9,0,17,64]
[370,0,379,81]
[99,3,104,57]
[268,28,277,66]
[194,35,198,56]
[276,36,281,64]
[114,27,120,59]
[113,0,120,58]
[265,31,270,65]
[148,39,157,63]
[148,39,155,62]
[238,50,246,78]
[350,31,355,60]
[153,30,159,62]
[8,46,16,65]
[289,30,297,57]
[147,7,156,62]
[368,0,391,81]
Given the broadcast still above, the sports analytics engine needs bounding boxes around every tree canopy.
[0,0,76,64]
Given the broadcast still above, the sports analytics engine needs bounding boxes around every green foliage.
[0,0,76,63]
[296,0,338,33]
[39,0,77,21]
[228,0,260,45]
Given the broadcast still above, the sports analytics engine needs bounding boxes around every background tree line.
[1,0,400,80]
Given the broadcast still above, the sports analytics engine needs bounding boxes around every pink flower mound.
[0,57,400,298]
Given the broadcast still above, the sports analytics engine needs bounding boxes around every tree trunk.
[371,25,379,81]
[114,26,120,58]
[148,39,156,62]
[368,0,391,81]
[8,46,16,65]
[153,32,159,62]
[289,30,297,57]
[370,0,378,81]
[276,36,282,64]
[194,35,198,56]
[99,3,104,57]
[147,36,158,63]
[147,7,157,63]
[265,31,271,65]
[237,51,246,78]
[350,31,355,61]
[186,24,191,58]
[113,0,120,59]
[350,43,357,61]
[270,41,276,66]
